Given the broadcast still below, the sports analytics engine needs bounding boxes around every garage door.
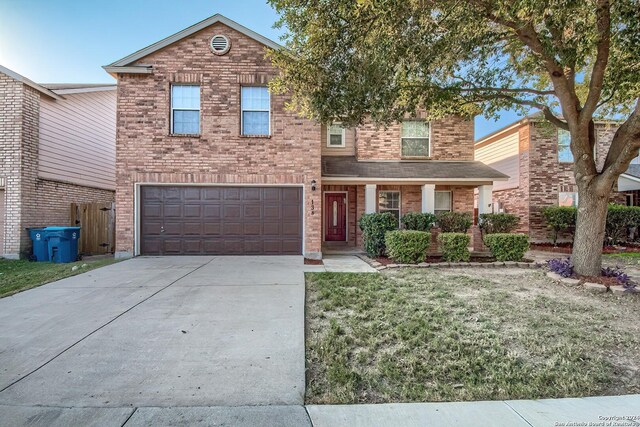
[140,186,303,255]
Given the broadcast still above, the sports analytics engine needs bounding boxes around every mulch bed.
[304,259,324,265]
[375,255,502,264]
[576,275,621,287]
[531,243,640,254]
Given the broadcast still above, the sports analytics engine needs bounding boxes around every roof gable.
[0,64,62,100]
[104,14,281,74]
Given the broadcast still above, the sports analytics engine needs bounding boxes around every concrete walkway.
[304,255,378,273]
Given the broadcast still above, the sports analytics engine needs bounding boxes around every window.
[626,194,634,207]
[558,129,573,163]
[327,123,346,147]
[171,85,200,135]
[241,86,270,136]
[378,191,400,223]
[401,121,430,157]
[559,192,578,207]
[435,191,452,215]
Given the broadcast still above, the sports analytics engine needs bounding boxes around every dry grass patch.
[305,268,640,404]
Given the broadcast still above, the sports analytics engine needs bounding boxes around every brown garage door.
[140,186,302,255]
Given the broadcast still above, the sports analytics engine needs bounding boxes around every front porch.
[320,183,494,252]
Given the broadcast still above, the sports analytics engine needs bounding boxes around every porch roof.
[321,156,509,182]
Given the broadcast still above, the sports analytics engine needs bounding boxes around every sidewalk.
[306,394,640,427]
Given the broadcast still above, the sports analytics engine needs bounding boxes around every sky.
[0,0,521,139]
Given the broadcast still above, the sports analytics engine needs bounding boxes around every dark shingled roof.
[625,164,640,179]
[322,156,508,180]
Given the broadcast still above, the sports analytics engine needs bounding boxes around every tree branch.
[582,0,612,119]
[601,99,640,183]
[460,87,556,96]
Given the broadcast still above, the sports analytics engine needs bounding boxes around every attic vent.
[210,35,230,55]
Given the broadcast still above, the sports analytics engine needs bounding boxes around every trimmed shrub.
[358,212,398,257]
[385,230,431,263]
[484,233,530,261]
[436,212,473,233]
[478,213,520,235]
[401,212,437,232]
[438,233,470,262]
[541,206,577,245]
[605,204,640,245]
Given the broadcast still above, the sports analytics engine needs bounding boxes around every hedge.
[358,212,398,257]
[436,212,473,233]
[484,233,530,261]
[478,213,520,234]
[385,230,431,263]
[605,204,640,245]
[401,212,437,232]
[438,232,470,262]
[540,206,577,244]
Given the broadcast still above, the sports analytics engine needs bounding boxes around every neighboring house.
[104,14,507,259]
[475,115,640,241]
[0,65,116,259]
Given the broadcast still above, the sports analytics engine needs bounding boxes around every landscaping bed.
[531,242,640,254]
[0,257,118,298]
[305,268,640,404]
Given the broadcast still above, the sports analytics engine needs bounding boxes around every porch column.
[365,184,377,213]
[478,184,493,214]
[421,184,435,214]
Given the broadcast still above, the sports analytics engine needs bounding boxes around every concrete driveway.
[0,256,309,426]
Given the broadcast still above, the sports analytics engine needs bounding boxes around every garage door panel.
[184,204,202,218]
[163,204,183,218]
[140,186,302,255]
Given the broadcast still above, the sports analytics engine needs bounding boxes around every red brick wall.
[114,22,322,257]
[355,114,474,160]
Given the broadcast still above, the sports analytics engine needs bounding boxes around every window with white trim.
[434,191,452,215]
[327,123,346,147]
[559,192,578,207]
[401,120,430,157]
[171,85,200,135]
[378,191,400,223]
[558,129,573,163]
[241,86,270,136]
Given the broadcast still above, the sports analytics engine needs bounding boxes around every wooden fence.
[70,202,115,255]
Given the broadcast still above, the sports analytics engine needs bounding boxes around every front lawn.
[305,268,640,404]
[0,257,118,298]
[604,251,640,266]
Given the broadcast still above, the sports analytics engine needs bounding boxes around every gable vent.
[210,35,230,55]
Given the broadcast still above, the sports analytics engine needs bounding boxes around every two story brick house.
[475,115,640,241]
[105,14,507,259]
[0,65,116,259]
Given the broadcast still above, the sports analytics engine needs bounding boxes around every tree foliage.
[269,0,640,275]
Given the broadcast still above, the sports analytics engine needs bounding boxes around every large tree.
[268,0,640,276]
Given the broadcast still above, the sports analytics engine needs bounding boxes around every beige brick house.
[475,116,640,242]
[104,14,506,259]
[0,65,116,259]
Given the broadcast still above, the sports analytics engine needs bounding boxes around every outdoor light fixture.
[311,179,317,191]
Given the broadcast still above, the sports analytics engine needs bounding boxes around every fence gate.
[70,202,115,255]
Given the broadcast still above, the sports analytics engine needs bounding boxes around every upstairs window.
[401,121,430,157]
[435,191,452,215]
[327,123,346,147]
[241,86,270,136]
[558,129,573,163]
[171,85,200,135]
[559,192,578,207]
[378,191,401,223]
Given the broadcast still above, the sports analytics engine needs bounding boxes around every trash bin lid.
[43,226,81,231]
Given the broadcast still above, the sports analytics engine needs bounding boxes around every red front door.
[325,193,347,241]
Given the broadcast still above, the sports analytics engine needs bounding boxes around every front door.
[325,193,347,241]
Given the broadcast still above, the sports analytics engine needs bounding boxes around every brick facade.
[485,120,629,242]
[355,114,474,161]
[113,22,322,258]
[0,73,115,258]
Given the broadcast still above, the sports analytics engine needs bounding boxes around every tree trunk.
[572,187,609,276]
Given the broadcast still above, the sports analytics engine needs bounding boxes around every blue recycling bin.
[28,228,49,261]
[44,227,81,263]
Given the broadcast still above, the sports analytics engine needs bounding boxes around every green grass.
[305,269,640,404]
[604,251,640,265]
[0,258,119,298]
